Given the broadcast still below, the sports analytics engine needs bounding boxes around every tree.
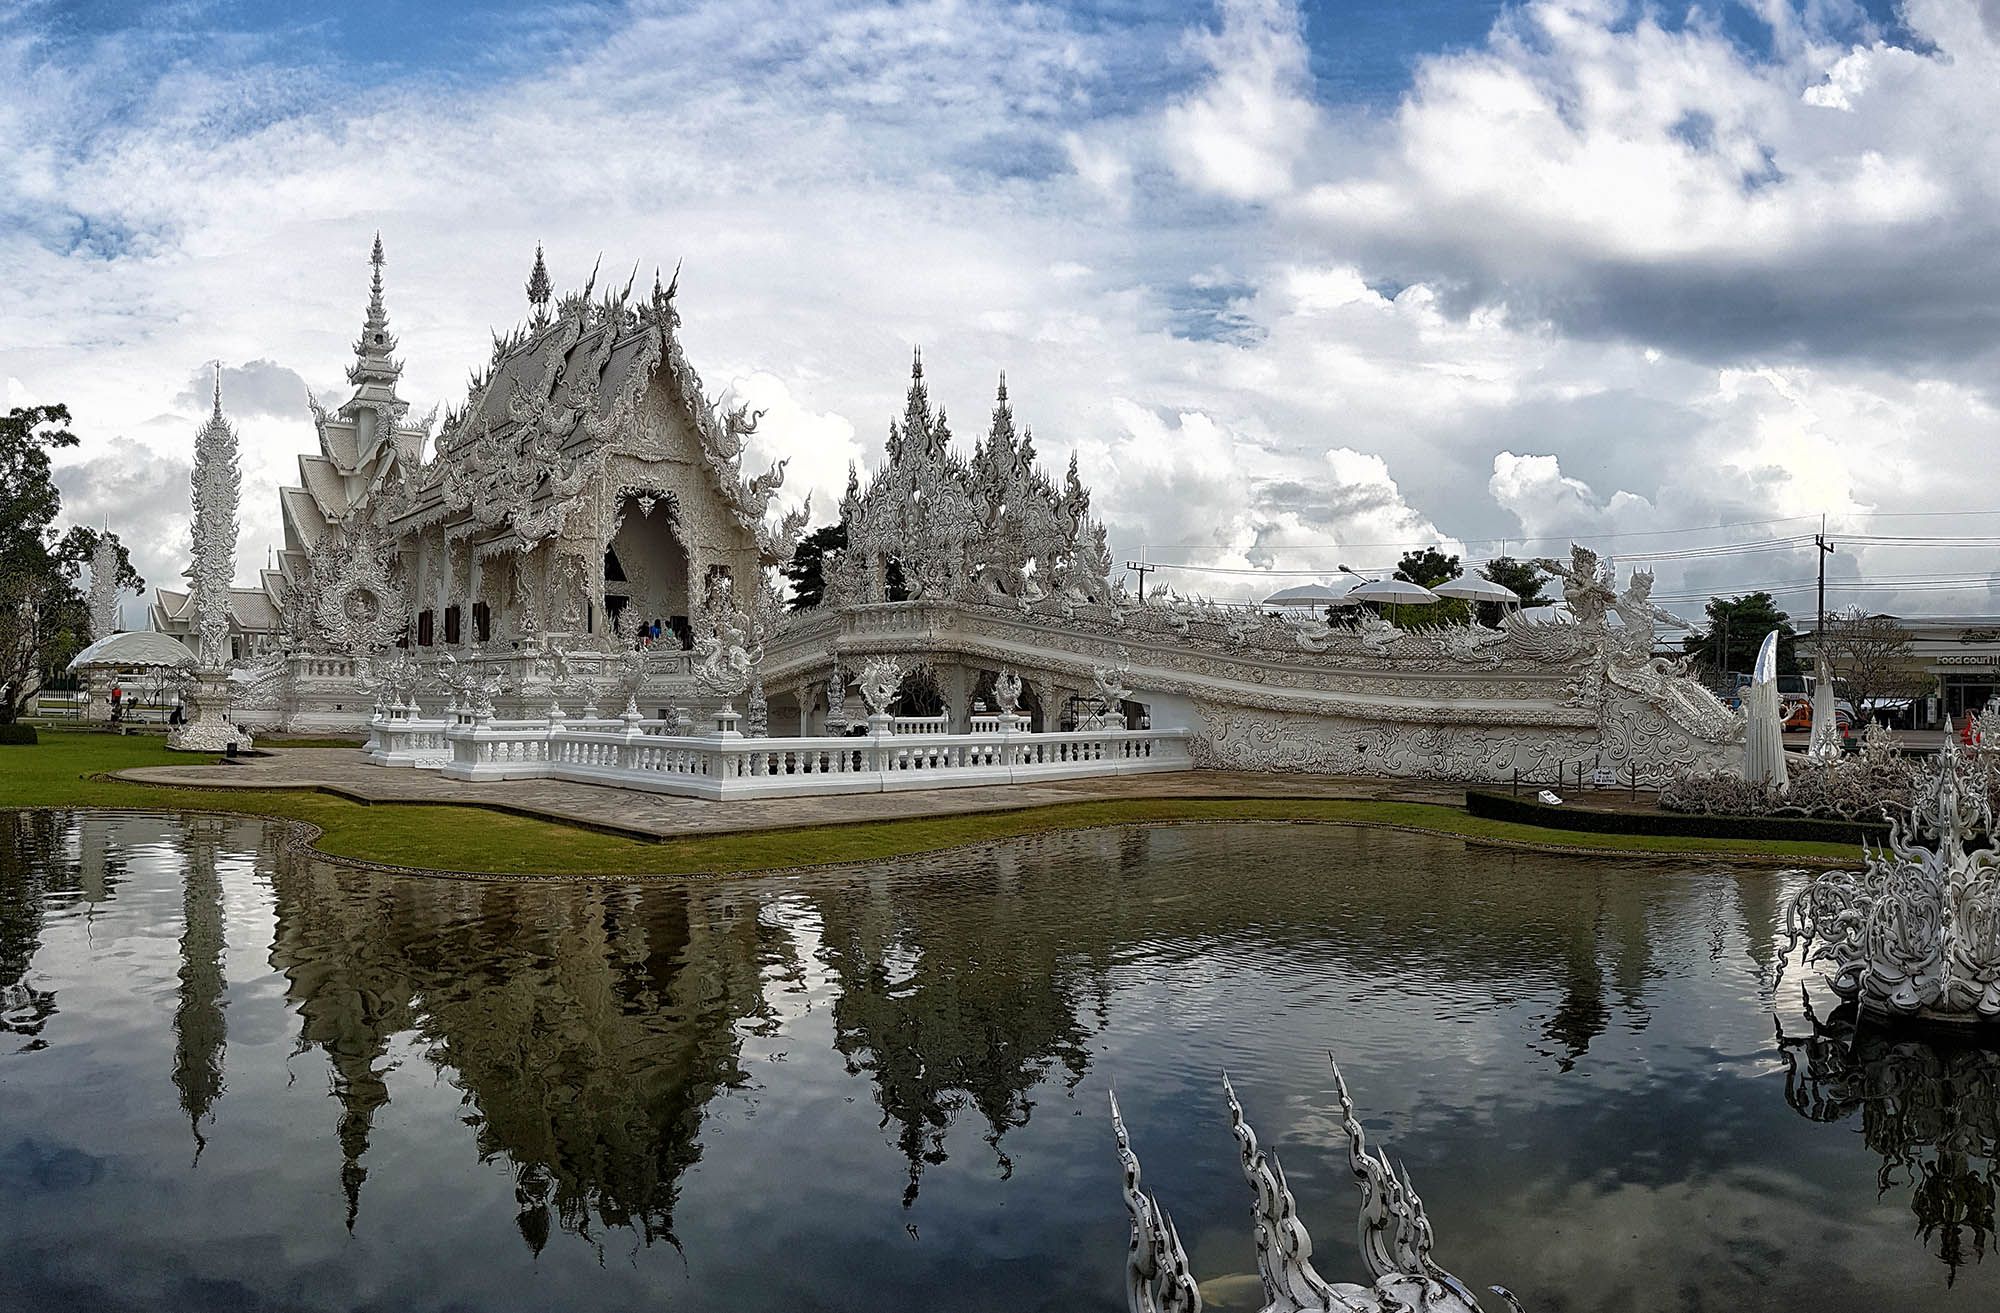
[0,405,77,721]
[1682,592,1797,683]
[1816,607,1927,718]
[1477,556,1549,625]
[782,522,847,612]
[1394,546,1460,589]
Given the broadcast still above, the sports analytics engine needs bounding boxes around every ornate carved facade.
[244,239,807,730]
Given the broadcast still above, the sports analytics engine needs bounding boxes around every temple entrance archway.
[606,494,693,648]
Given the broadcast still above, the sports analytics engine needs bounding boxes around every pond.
[1,809,1995,1311]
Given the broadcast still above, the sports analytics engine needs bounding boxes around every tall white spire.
[189,364,241,667]
[347,232,402,388]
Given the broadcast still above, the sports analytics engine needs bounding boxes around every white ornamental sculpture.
[825,656,849,734]
[1777,726,2000,1024]
[1743,629,1788,791]
[1112,1060,1524,1313]
[1807,650,1841,761]
[88,531,121,640]
[857,658,902,728]
[169,371,250,752]
[993,669,1022,716]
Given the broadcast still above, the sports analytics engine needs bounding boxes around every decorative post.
[169,370,251,752]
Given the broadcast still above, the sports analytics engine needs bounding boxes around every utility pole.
[1815,518,1835,663]
[1125,559,1157,600]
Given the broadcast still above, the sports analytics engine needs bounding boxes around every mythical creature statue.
[856,658,903,719]
[1776,727,2000,1023]
[1357,613,1405,655]
[693,576,762,703]
[1536,545,1616,635]
[1112,1059,1524,1313]
[1092,654,1132,705]
[993,669,1023,716]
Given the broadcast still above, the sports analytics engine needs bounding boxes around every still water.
[1,810,1995,1311]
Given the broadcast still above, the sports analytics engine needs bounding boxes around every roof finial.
[912,344,923,380]
[526,242,552,320]
[212,362,223,418]
[996,369,1007,404]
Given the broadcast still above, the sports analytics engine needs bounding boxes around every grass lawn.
[0,730,1860,877]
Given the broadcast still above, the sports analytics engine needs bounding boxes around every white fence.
[367,710,1191,800]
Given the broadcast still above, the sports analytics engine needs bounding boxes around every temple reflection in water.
[2,809,1990,1310]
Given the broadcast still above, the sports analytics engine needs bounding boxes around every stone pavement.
[113,748,1465,842]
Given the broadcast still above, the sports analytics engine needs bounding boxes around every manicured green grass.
[1,730,1861,877]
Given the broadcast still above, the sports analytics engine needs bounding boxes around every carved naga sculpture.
[1112,1059,1523,1313]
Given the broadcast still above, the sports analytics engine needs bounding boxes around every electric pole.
[1125,560,1157,600]
[1815,519,1835,661]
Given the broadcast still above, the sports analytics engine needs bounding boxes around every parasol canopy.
[1345,578,1440,605]
[65,630,196,672]
[1433,575,1520,604]
[1261,582,1354,609]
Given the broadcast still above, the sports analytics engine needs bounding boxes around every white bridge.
[367,708,1190,801]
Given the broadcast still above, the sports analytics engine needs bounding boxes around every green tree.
[1,405,79,720]
[1478,556,1549,608]
[1683,592,1797,683]
[1394,546,1461,589]
[783,522,847,612]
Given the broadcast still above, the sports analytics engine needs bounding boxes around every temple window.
[417,609,434,646]
[444,605,462,644]
[472,602,491,644]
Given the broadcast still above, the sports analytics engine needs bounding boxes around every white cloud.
[1160,0,1317,203]
[7,0,2000,624]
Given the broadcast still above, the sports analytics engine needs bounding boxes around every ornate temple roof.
[379,254,794,559]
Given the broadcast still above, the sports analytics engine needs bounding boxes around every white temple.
[199,234,1750,789]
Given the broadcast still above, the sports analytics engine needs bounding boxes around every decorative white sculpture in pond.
[1743,629,1788,791]
[1111,1061,1524,1313]
[1777,727,2000,1024]
[1807,651,1841,760]
[857,658,902,719]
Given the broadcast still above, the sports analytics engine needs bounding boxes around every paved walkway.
[114,749,1468,842]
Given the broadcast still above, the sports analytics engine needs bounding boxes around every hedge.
[1464,789,1886,846]
[0,724,39,746]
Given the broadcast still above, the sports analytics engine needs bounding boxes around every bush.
[1465,788,1885,846]
[0,724,40,746]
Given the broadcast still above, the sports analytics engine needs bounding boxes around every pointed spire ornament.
[526,242,553,323]
[349,233,401,385]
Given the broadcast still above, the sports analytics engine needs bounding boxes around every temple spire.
[367,232,386,323]
[348,233,402,388]
[526,242,552,324]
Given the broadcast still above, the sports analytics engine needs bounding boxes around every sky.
[5,0,2000,623]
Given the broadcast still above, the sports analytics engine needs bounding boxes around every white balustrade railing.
[368,710,1191,799]
[890,713,951,735]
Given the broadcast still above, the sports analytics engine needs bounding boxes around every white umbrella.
[65,630,196,672]
[1433,576,1520,604]
[1345,578,1440,605]
[1261,582,1353,609]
